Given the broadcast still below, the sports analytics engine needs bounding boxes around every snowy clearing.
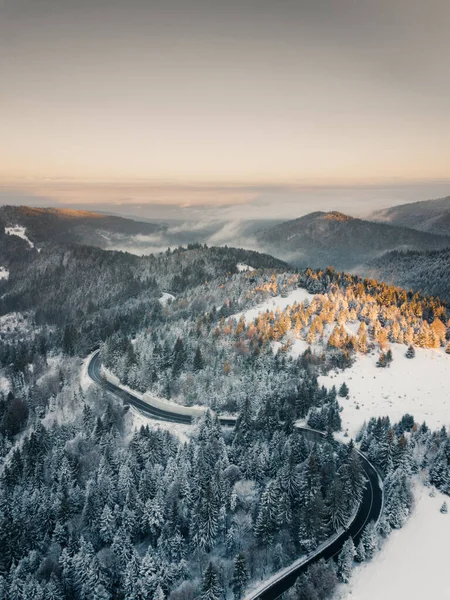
[236,287,450,440]
[237,262,255,272]
[340,481,450,600]
[159,291,175,305]
[5,225,34,248]
[0,266,9,280]
[237,287,315,323]
[320,344,450,438]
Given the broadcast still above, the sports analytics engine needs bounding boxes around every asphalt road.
[87,351,383,600]
[247,430,383,600]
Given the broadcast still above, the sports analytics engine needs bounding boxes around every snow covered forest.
[0,240,449,600]
[101,266,449,413]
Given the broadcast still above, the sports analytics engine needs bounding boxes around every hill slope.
[254,211,450,270]
[0,206,165,248]
[371,195,450,235]
[367,247,450,302]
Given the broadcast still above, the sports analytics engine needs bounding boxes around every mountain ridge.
[371,195,450,235]
[254,210,450,271]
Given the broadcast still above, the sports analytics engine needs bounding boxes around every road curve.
[88,350,238,427]
[246,429,383,600]
[87,351,383,600]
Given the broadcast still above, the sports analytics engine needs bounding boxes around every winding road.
[87,350,383,600]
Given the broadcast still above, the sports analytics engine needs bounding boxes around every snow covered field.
[238,287,315,323]
[340,482,450,600]
[238,287,450,439]
[5,225,34,248]
[320,345,450,438]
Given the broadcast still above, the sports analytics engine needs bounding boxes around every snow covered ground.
[237,262,255,272]
[340,481,450,600]
[5,225,34,248]
[320,344,450,438]
[0,266,9,280]
[237,287,450,438]
[237,287,315,323]
[159,292,175,305]
[0,375,11,395]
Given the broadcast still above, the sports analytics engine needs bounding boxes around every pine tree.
[154,584,165,600]
[360,521,378,559]
[172,337,186,376]
[327,476,350,531]
[440,501,448,514]
[355,539,366,562]
[231,553,249,599]
[193,346,204,372]
[385,349,393,366]
[337,537,355,582]
[405,345,415,359]
[200,562,223,600]
[99,505,115,544]
[338,382,349,398]
[376,352,387,368]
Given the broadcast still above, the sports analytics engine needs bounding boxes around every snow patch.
[341,481,450,600]
[320,344,450,439]
[159,292,175,305]
[5,225,35,248]
[237,263,255,272]
[0,267,9,280]
[0,375,11,395]
[237,287,315,324]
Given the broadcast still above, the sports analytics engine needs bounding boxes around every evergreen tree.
[231,553,249,599]
[360,521,378,559]
[193,346,204,372]
[337,537,355,582]
[405,345,415,359]
[172,338,186,376]
[355,539,366,563]
[338,382,349,398]
[200,562,223,600]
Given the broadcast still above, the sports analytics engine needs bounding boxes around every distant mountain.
[367,247,450,303]
[371,195,450,236]
[0,205,286,257]
[254,210,450,271]
[0,206,165,248]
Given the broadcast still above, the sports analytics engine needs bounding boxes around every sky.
[1,0,449,217]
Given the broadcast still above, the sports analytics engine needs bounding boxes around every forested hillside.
[372,196,450,236]
[0,242,288,363]
[367,248,450,303]
[102,267,449,417]
[0,223,449,600]
[0,206,165,248]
